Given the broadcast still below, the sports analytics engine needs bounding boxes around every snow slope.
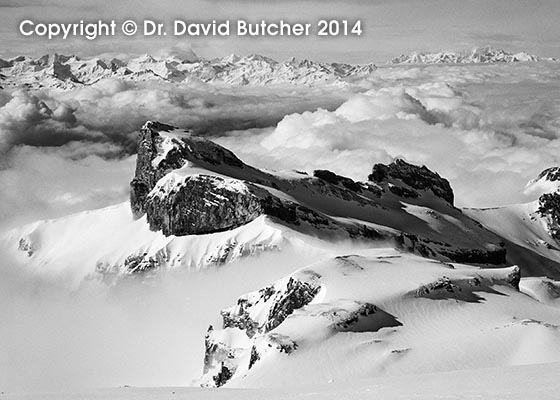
[465,168,560,277]
[465,202,560,263]
[1,203,338,288]
[200,248,560,388]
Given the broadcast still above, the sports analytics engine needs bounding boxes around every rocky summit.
[129,121,512,267]
[369,158,455,206]
[6,122,560,288]
[538,192,560,241]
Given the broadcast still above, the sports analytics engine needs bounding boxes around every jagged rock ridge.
[369,159,454,205]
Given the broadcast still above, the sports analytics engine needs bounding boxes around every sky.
[0,0,559,62]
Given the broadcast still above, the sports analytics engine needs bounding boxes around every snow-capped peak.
[390,47,550,65]
[524,167,560,198]
[0,51,377,89]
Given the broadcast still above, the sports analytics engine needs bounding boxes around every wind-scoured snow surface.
[2,51,560,394]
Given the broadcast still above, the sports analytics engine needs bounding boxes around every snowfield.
[1,203,336,288]
[198,248,560,388]
[4,361,560,399]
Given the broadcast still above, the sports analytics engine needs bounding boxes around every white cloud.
[218,63,560,208]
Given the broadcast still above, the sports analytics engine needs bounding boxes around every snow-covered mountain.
[4,121,560,288]
[0,52,376,89]
[390,47,553,65]
[1,48,555,89]
[199,248,560,387]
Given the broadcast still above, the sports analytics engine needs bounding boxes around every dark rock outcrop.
[145,175,262,236]
[264,277,320,332]
[369,159,454,205]
[439,247,507,266]
[143,173,344,236]
[538,192,560,241]
[397,233,507,266]
[220,275,321,338]
[0,59,12,68]
[130,121,248,219]
[202,273,321,386]
[388,183,419,199]
[130,121,188,218]
[537,167,560,182]
[313,169,362,192]
[18,237,35,257]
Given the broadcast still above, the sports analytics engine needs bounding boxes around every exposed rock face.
[130,121,250,219]
[538,192,560,241]
[123,253,159,274]
[51,60,81,83]
[145,175,263,236]
[533,167,560,241]
[439,247,507,265]
[537,167,560,182]
[202,272,321,386]
[313,169,362,192]
[18,237,35,257]
[397,233,507,265]
[369,159,454,205]
[142,170,355,236]
[221,274,321,338]
[412,265,520,299]
[130,121,182,218]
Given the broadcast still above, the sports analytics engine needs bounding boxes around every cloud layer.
[0,80,348,228]
[217,62,560,207]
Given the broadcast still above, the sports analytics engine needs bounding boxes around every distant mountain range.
[390,47,557,65]
[0,52,376,89]
[0,47,556,90]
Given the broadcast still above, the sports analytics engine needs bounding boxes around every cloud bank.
[217,62,560,208]
[0,81,349,228]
